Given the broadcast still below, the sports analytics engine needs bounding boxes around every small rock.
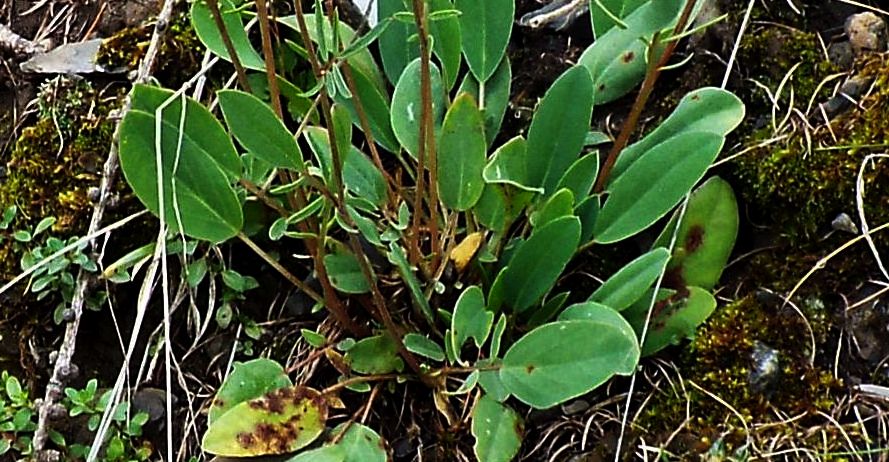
[827,41,854,69]
[831,212,859,234]
[747,341,781,395]
[845,12,887,54]
[561,399,590,415]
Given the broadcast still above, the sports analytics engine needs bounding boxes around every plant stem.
[255,0,283,118]
[593,0,698,193]
[205,0,252,93]
[409,0,441,273]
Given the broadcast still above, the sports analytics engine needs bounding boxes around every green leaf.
[345,334,404,374]
[555,152,599,199]
[33,216,55,236]
[611,88,745,183]
[489,216,580,313]
[334,64,399,153]
[390,59,445,158]
[490,313,507,358]
[324,250,372,294]
[278,14,387,93]
[378,0,420,85]
[579,0,683,104]
[301,329,328,348]
[590,0,647,38]
[119,85,243,243]
[332,103,353,164]
[218,90,303,170]
[557,302,639,342]
[500,319,639,408]
[438,93,487,210]
[478,359,510,402]
[652,176,739,290]
[576,194,600,245]
[304,127,388,207]
[404,333,445,361]
[525,66,594,195]
[594,131,725,244]
[624,286,717,356]
[530,188,574,229]
[430,0,462,89]
[474,185,508,232]
[387,243,434,324]
[202,386,327,456]
[483,136,541,193]
[455,0,513,81]
[472,394,523,462]
[208,359,293,424]
[191,0,265,70]
[458,57,512,146]
[288,423,387,462]
[451,286,494,354]
[589,247,670,311]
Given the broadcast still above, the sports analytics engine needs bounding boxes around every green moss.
[731,53,889,244]
[0,78,118,281]
[634,295,853,457]
[97,10,202,86]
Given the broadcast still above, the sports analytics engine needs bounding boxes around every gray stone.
[845,12,887,54]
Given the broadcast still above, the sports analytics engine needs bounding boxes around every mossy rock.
[0,78,117,282]
[730,53,889,244]
[635,294,846,457]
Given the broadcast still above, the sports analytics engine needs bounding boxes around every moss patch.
[635,295,850,458]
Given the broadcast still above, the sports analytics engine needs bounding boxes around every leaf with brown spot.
[208,358,292,424]
[202,386,328,456]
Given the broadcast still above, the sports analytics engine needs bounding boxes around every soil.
[2,0,889,461]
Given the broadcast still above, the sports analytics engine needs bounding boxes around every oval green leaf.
[500,319,639,408]
[202,386,327,456]
[483,136,541,193]
[324,250,372,294]
[344,334,404,374]
[119,85,243,243]
[624,286,717,356]
[610,88,745,183]
[438,93,487,210]
[404,333,446,361]
[652,176,739,290]
[390,59,445,158]
[430,0,462,89]
[451,285,494,353]
[594,131,725,244]
[491,216,581,313]
[579,0,682,104]
[589,247,670,311]
[191,0,265,71]
[525,66,594,195]
[455,0,513,82]
[218,90,303,170]
[472,394,523,462]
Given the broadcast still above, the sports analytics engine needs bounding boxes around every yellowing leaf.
[450,232,485,273]
[202,386,327,456]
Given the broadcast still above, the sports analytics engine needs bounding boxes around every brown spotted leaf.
[202,386,328,456]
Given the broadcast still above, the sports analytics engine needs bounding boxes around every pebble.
[845,12,887,54]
